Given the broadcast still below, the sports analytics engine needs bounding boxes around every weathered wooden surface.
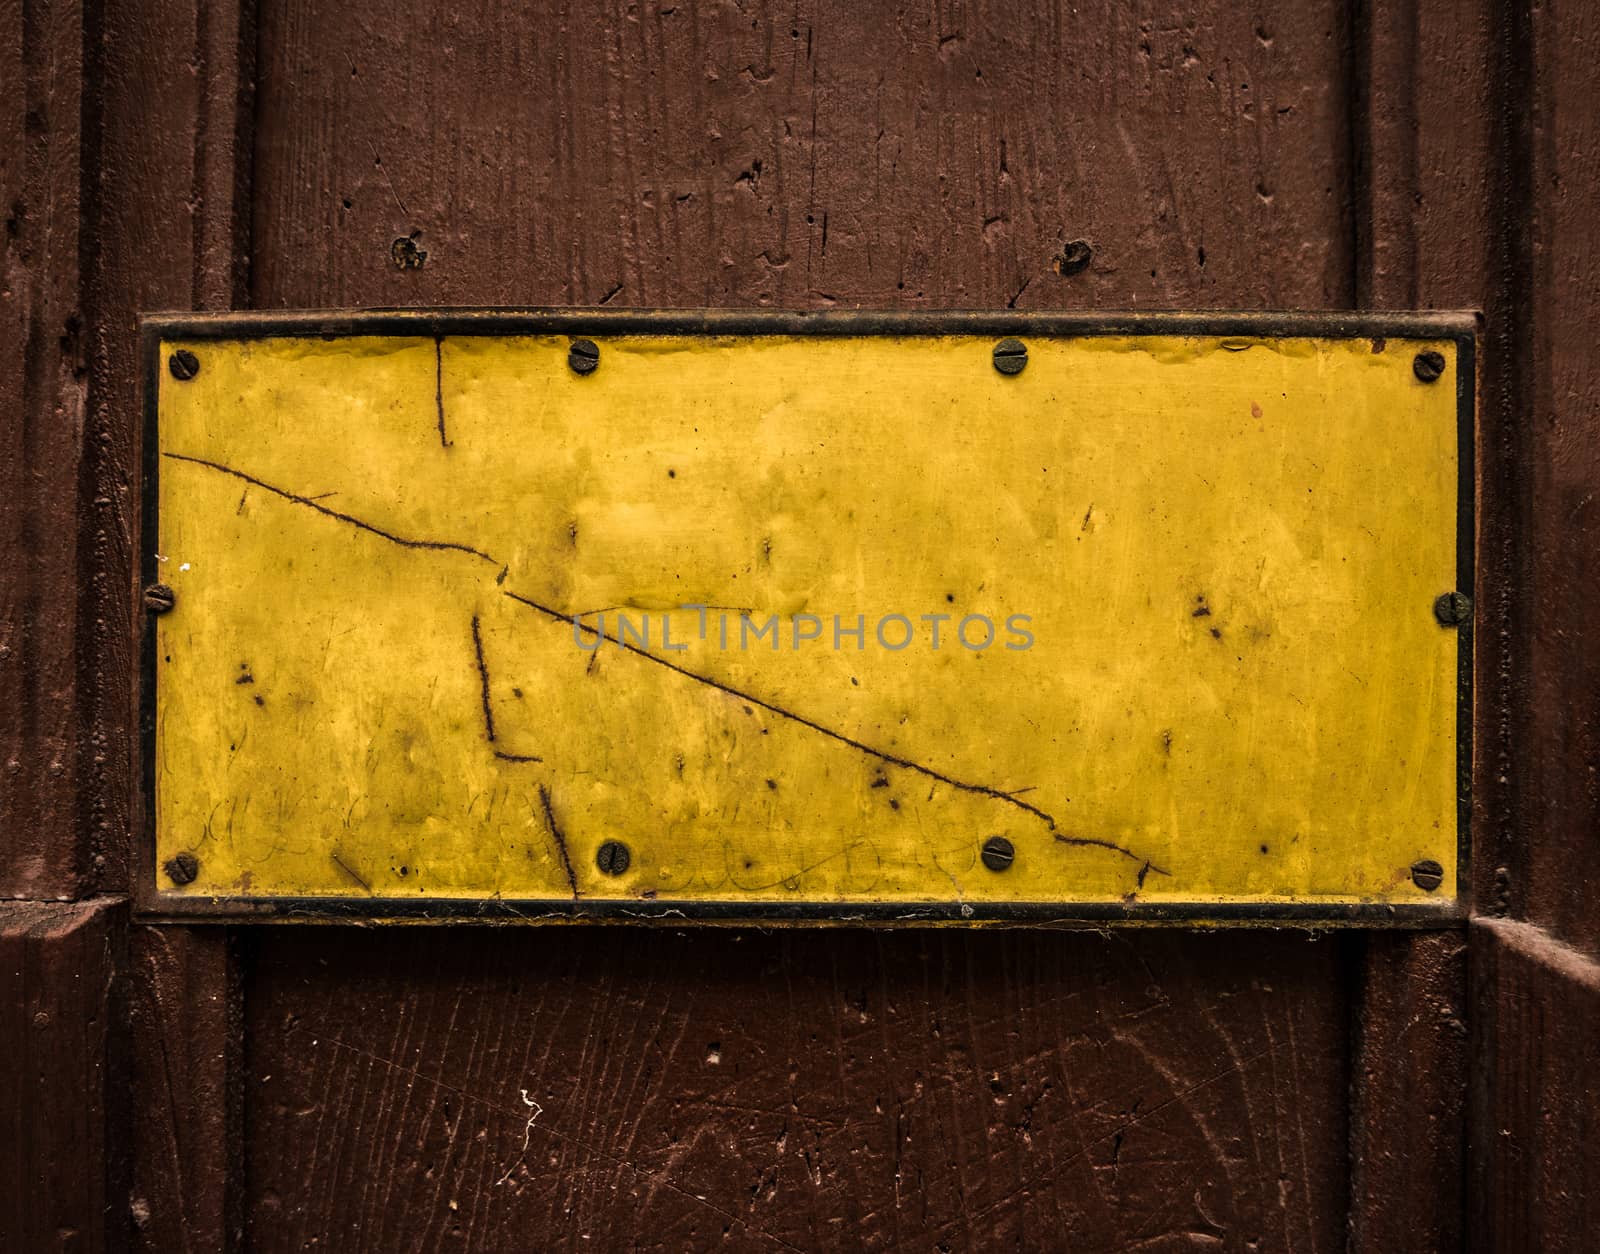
[128,926,244,1252]
[230,4,1368,1249]
[1344,1,1494,1245]
[248,926,1350,1250]
[1470,919,1600,1252]
[3,0,1596,1247]
[1518,0,1600,957]
[1,0,92,897]
[1464,0,1600,1248]
[251,1,1350,311]
[0,899,126,1252]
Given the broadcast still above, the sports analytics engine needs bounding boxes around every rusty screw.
[980,835,1015,871]
[569,338,600,375]
[144,582,176,615]
[1056,239,1093,276]
[1410,859,1445,892]
[168,349,200,381]
[596,839,631,876]
[163,851,199,886]
[1413,350,1446,383]
[992,338,1028,376]
[1433,591,1472,627]
[390,235,427,269]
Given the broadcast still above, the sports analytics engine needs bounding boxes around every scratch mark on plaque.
[330,851,371,893]
[435,337,452,448]
[537,784,580,899]
[471,613,543,763]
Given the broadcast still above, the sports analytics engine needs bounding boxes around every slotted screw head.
[1411,859,1445,892]
[981,835,1015,871]
[596,839,630,875]
[164,851,199,885]
[569,339,600,375]
[992,338,1028,376]
[1413,350,1446,383]
[1433,591,1472,627]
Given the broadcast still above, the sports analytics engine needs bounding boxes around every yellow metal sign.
[143,313,1472,923]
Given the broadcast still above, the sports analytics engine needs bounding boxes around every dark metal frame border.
[136,308,1478,927]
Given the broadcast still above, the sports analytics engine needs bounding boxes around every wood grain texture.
[81,0,258,904]
[1343,2,1492,1246]
[0,0,91,896]
[247,927,1350,1252]
[1520,0,1600,956]
[128,926,245,1253]
[0,898,127,1253]
[1346,931,1466,1253]
[234,2,1369,1249]
[1461,3,1600,1248]
[251,0,1351,311]
[1469,918,1600,1252]
[82,5,255,1250]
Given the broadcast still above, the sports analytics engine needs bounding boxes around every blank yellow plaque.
[142,312,1472,923]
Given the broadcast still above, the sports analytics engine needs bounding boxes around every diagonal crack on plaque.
[163,453,496,561]
[1056,834,1172,879]
[164,450,1179,873]
[537,784,580,899]
[502,590,1060,832]
[471,612,543,763]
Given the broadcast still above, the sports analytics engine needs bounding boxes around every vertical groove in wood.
[1346,1,1494,1247]
[1514,0,1600,957]
[129,926,246,1253]
[1,0,92,897]
[82,1,259,1248]
[0,899,129,1254]
[1469,919,1600,1251]
[1467,0,1600,1244]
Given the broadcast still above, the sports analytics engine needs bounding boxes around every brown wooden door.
[3,1,1597,1250]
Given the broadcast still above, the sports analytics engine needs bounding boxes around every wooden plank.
[1461,4,1600,1248]
[1343,0,1494,1245]
[1346,931,1467,1252]
[1520,0,1600,955]
[74,0,257,903]
[78,5,256,1252]
[250,0,1350,311]
[246,926,1351,1251]
[0,0,91,896]
[128,926,244,1253]
[240,0,1361,1246]
[1469,918,1600,1250]
[0,898,127,1253]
